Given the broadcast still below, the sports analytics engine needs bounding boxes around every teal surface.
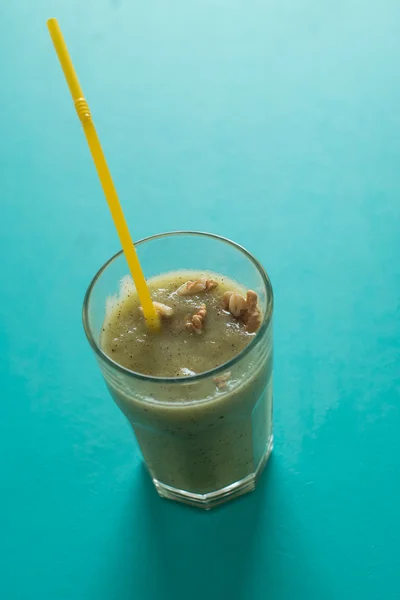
[1,1,400,598]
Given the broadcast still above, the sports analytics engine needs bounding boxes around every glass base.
[152,436,273,510]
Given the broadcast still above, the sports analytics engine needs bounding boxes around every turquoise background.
[1,1,400,598]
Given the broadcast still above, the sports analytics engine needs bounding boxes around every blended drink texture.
[100,270,273,497]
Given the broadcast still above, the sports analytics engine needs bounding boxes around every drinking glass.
[83,232,273,509]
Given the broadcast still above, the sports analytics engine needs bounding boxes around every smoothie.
[99,270,273,505]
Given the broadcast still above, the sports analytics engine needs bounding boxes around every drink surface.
[101,270,256,378]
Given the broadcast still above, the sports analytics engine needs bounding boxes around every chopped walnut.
[244,312,262,333]
[205,279,218,291]
[186,304,207,334]
[176,278,218,296]
[229,292,247,317]
[245,290,258,312]
[139,301,174,319]
[222,289,262,332]
[223,290,248,317]
[177,279,206,295]
[213,371,231,390]
[242,290,262,333]
[222,291,232,310]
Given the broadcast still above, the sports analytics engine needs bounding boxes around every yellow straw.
[47,18,160,330]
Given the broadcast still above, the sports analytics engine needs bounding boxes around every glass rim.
[82,230,273,385]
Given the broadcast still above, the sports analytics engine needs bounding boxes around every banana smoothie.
[99,270,273,505]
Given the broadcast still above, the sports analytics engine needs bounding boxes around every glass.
[83,232,274,509]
